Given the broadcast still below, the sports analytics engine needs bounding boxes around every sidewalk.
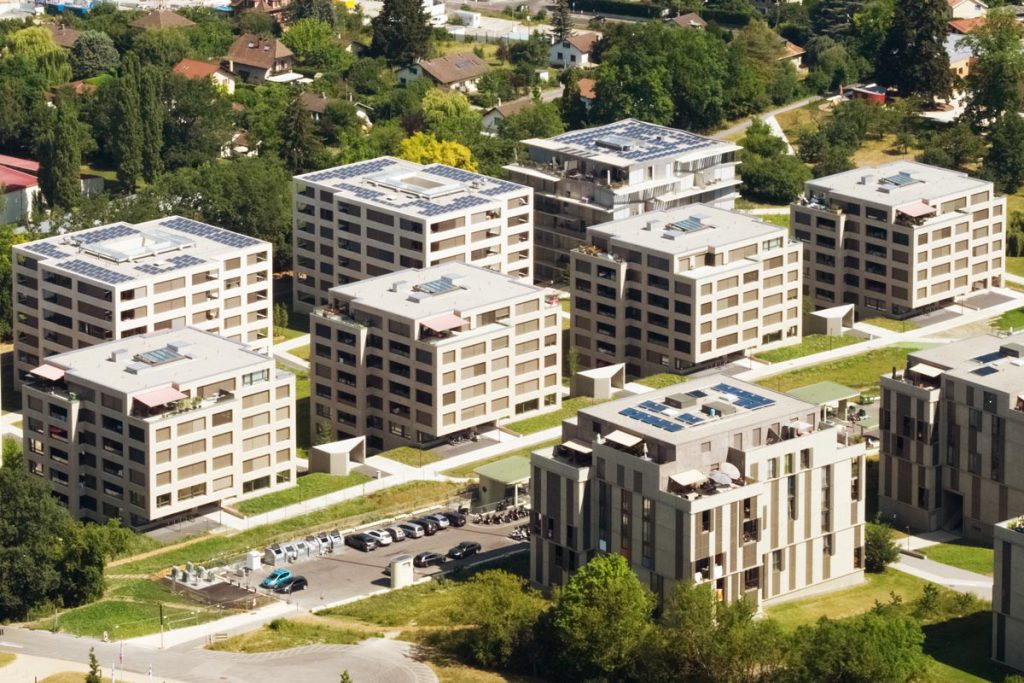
[892,554,992,601]
[0,652,193,683]
[127,600,296,650]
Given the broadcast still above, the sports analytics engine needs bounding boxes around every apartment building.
[20,328,296,528]
[12,216,272,385]
[569,205,802,378]
[292,157,534,311]
[530,376,866,606]
[878,333,1024,543]
[993,516,1024,673]
[310,263,561,453]
[504,119,741,282]
[791,161,1005,319]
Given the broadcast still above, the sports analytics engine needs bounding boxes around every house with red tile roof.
[172,58,236,94]
[0,164,39,225]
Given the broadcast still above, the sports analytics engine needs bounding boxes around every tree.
[865,518,900,572]
[162,73,233,170]
[37,98,81,210]
[851,0,896,66]
[876,0,952,100]
[560,68,589,130]
[457,570,546,670]
[810,0,864,39]
[113,54,143,191]
[986,112,1024,192]
[85,648,101,683]
[315,421,334,445]
[916,121,985,170]
[130,28,192,68]
[289,0,337,26]
[140,67,164,184]
[281,19,353,72]
[236,9,276,36]
[274,302,289,335]
[498,102,565,141]
[509,32,549,69]
[421,89,482,145]
[399,132,477,170]
[280,94,323,174]
[370,0,432,66]
[70,30,119,80]
[962,8,1024,124]
[551,0,572,43]
[740,153,811,204]
[6,27,72,86]
[549,554,654,679]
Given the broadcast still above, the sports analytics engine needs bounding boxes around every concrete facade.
[569,205,802,378]
[292,157,534,312]
[505,119,740,283]
[530,376,866,607]
[792,161,1005,319]
[309,263,562,453]
[12,217,272,386]
[21,328,295,528]
[993,517,1024,673]
[879,333,1024,543]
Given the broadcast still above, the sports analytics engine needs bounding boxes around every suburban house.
[298,92,337,122]
[780,41,806,71]
[230,0,291,23]
[948,17,986,34]
[549,32,600,68]
[128,9,195,31]
[224,34,294,84]
[172,58,236,95]
[482,96,535,133]
[45,23,81,49]
[578,77,596,110]
[947,0,987,20]
[667,12,706,29]
[0,162,38,225]
[221,130,259,158]
[397,53,490,93]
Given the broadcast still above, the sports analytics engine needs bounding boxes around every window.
[242,369,270,387]
[787,476,798,520]
[823,534,834,555]
[620,489,632,561]
[641,498,654,570]
[700,509,711,532]
[772,549,784,571]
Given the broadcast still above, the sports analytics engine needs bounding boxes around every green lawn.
[920,542,994,576]
[993,307,1024,332]
[635,373,687,389]
[921,610,1016,682]
[753,334,863,363]
[288,345,311,361]
[36,599,226,639]
[861,316,920,332]
[115,481,462,575]
[234,472,372,516]
[756,344,923,395]
[274,303,310,342]
[505,396,604,434]
[207,617,378,653]
[441,439,561,478]
[758,213,790,229]
[377,446,443,468]
[735,197,790,211]
[1007,256,1024,278]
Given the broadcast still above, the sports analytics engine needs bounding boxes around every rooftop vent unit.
[1001,342,1024,358]
[167,340,191,353]
[858,175,874,185]
[390,280,410,293]
[595,134,636,152]
[109,348,131,363]
[664,392,697,410]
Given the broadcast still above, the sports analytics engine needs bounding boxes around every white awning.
[605,430,642,448]
[718,462,742,480]
[909,362,944,378]
[790,420,813,431]
[562,440,593,455]
[670,470,707,488]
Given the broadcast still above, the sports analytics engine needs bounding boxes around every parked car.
[274,575,308,594]
[365,529,393,547]
[345,533,378,552]
[260,569,292,589]
[414,518,439,535]
[413,551,447,568]
[397,522,425,539]
[385,526,406,542]
[425,513,451,529]
[443,511,467,527]
[447,541,482,560]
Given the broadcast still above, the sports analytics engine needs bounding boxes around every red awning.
[898,201,935,218]
[30,364,65,381]
[134,386,187,408]
[421,313,466,333]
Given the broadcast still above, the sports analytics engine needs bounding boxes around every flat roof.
[16,216,265,287]
[786,381,860,406]
[581,375,813,446]
[905,332,1024,394]
[38,327,274,394]
[806,161,993,208]
[296,157,528,220]
[330,262,545,320]
[522,119,739,167]
[474,455,531,483]
[586,204,787,257]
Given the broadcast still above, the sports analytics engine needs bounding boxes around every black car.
[447,541,482,560]
[414,518,439,535]
[443,511,467,527]
[345,532,378,552]
[414,551,447,568]
[274,575,309,594]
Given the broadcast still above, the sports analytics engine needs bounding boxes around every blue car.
[260,568,292,588]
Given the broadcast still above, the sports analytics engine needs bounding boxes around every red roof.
[0,165,39,192]
[578,77,596,100]
[948,17,986,34]
[173,58,224,80]
[0,154,40,174]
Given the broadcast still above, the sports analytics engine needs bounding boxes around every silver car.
[425,513,451,529]
[365,529,393,546]
[385,526,406,542]
[397,521,425,538]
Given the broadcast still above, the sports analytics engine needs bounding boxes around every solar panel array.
[619,407,683,433]
[551,120,720,163]
[713,383,776,410]
[160,217,260,249]
[334,182,384,201]
[24,242,71,260]
[424,164,523,197]
[57,258,135,285]
[972,350,1004,364]
[973,366,999,377]
[134,254,206,276]
[73,224,138,245]
[304,158,397,184]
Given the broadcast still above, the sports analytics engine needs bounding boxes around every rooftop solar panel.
[972,351,1004,364]
[134,254,206,276]
[136,347,184,366]
[882,171,916,187]
[973,366,999,376]
[56,258,135,285]
[160,217,260,249]
[24,242,71,260]
[73,224,139,245]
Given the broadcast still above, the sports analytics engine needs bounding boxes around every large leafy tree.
[36,98,82,210]
[865,518,900,572]
[281,18,353,72]
[421,89,482,145]
[739,119,811,204]
[288,0,337,25]
[455,570,546,670]
[6,27,72,86]
[985,112,1024,193]
[548,554,654,680]
[962,8,1024,125]
[399,132,477,170]
[559,67,589,130]
[69,30,119,80]
[810,0,864,40]
[130,28,191,68]
[113,53,143,191]
[370,0,432,66]
[161,73,233,170]
[498,101,565,141]
[876,0,952,100]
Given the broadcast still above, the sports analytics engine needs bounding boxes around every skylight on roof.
[667,216,709,233]
[881,171,918,187]
[135,347,185,366]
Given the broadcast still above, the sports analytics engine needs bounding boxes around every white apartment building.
[21,328,295,529]
[310,263,562,453]
[530,376,866,606]
[292,157,534,311]
[570,205,802,378]
[504,119,741,282]
[12,216,272,385]
[792,161,1005,319]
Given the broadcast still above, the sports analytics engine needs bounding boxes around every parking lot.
[252,517,528,609]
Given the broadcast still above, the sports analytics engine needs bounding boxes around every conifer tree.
[370,0,432,66]
[552,0,572,43]
[877,0,952,100]
[140,67,164,184]
[38,99,81,211]
[279,94,322,174]
[113,54,143,191]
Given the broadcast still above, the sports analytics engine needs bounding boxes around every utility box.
[244,551,261,571]
[389,555,415,589]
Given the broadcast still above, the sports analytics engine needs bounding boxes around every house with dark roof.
[172,58,236,94]
[45,23,81,49]
[223,34,294,84]
[667,12,706,29]
[549,32,600,67]
[482,96,535,132]
[129,9,196,31]
[298,92,337,122]
[397,53,490,93]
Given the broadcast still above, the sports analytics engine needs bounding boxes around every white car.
[426,513,451,529]
[365,529,393,546]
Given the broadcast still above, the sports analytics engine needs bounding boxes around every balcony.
[130,391,235,421]
[313,306,366,328]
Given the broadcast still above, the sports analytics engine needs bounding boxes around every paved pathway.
[892,554,992,601]
[273,333,310,372]
[713,96,823,141]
